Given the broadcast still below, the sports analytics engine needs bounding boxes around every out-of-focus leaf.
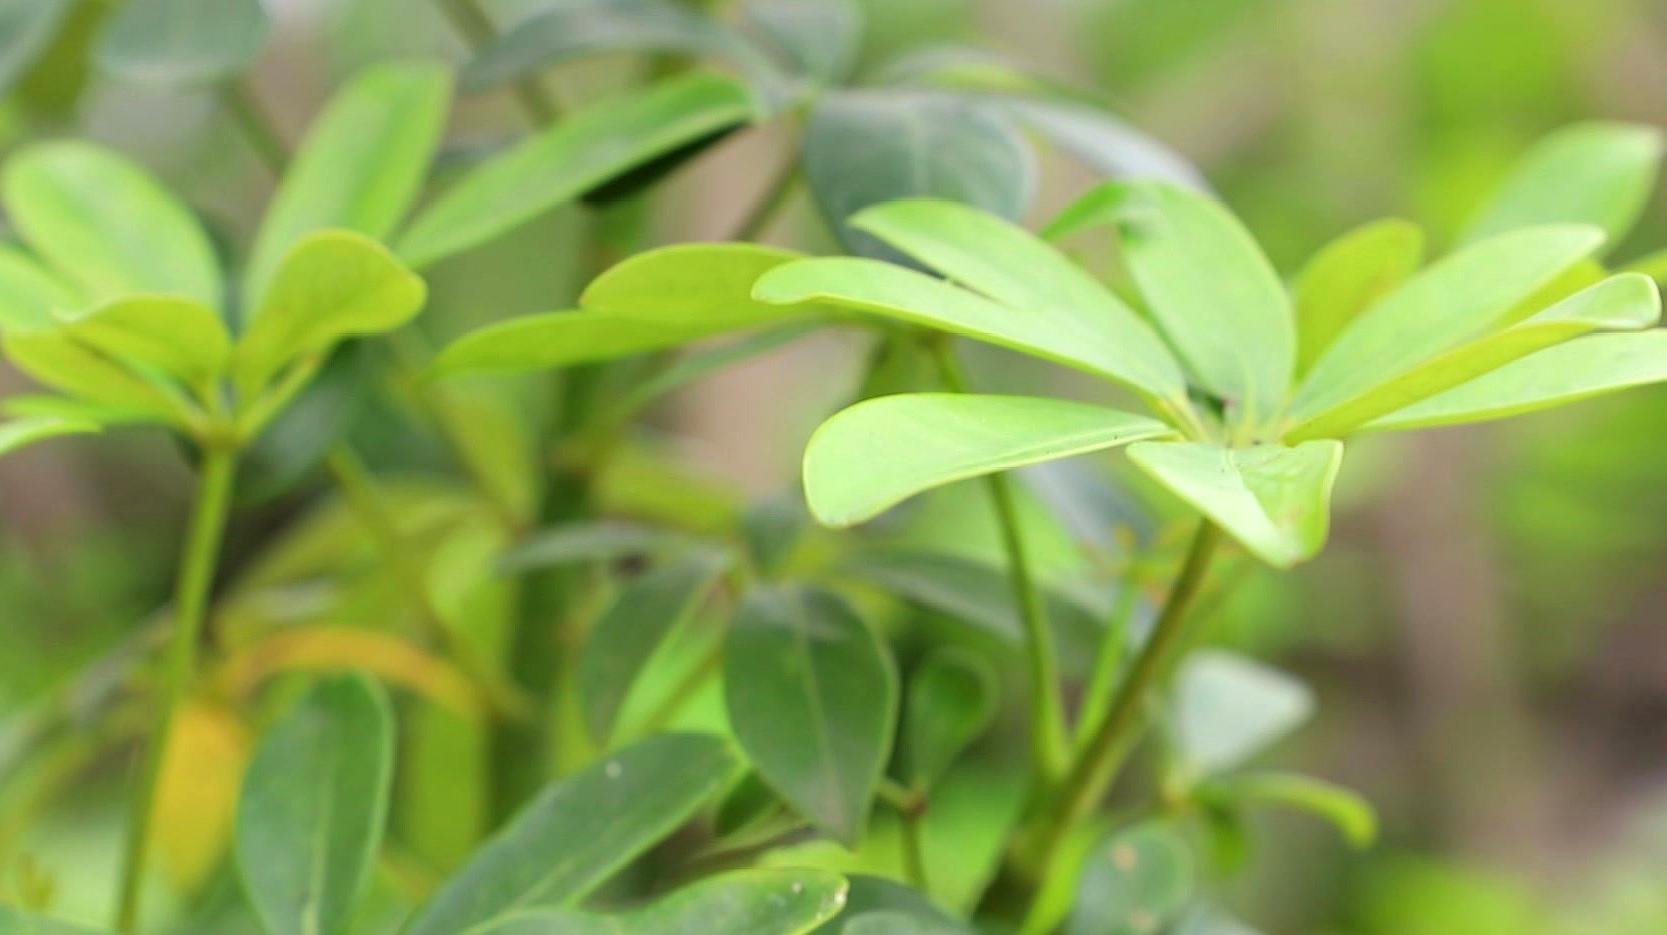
[57,295,231,389]
[0,244,81,330]
[902,649,996,790]
[1461,122,1665,248]
[803,90,1034,260]
[1293,219,1425,376]
[845,912,966,935]
[1127,440,1343,568]
[724,586,897,845]
[0,906,111,934]
[95,0,268,86]
[743,0,862,83]
[1170,906,1265,935]
[1171,651,1314,776]
[810,875,971,934]
[153,700,251,892]
[498,520,682,574]
[404,733,743,935]
[213,626,488,719]
[580,552,728,744]
[235,674,394,935]
[1000,96,1205,189]
[1200,772,1377,848]
[397,73,756,269]
[741,496,807,577]
[0,0,72,95]
[247,61,451,300]
[2,325,194,425]
[462,870,848,935]
[1065,821,1195,935]
[803,393,1170,527]
[0,414,98,457]
[2,141,221,305]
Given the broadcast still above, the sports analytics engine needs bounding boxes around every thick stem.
[439,0,558,125]
[114,447,238,933]
[929,341,1069,780]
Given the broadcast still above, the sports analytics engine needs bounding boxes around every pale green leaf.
[95,0,268,86]
[1200,772,1377,848]
[0,905,111,935]
[57,294,231,388]
[0,414,99,458]
[0,243,82,331]
[397,72,756,269]
[803,393,1171,527]
[1065,821,1196,935]
[2,326,194,425]
[1172,651,1314,776]
[462,870,849,935]
[247,61,451,301]
[234,674,394,935]
[1462,122,1665,248]
[404,733,743,935]
[1293,219,1425,376]
[2,141,221,305]
[1127,440,1343,568]
[903,648,997,790]
[724,586,898,845]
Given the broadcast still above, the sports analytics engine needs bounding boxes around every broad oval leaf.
[803,393,1171,527]
[0,414,99,457]
[2,142,221,305]
[0,0,73,97]
[850,198,1187,402]
[462,870,848,935]
[95,0,268,86]
[397,72,756,270]
[234,673,394,935]
[247,61,452,301]
[902,648,997,790]
[1366,330,1667,432]
[0,244,82,330]
[743,0,863,83]
[1462,122,1665,248]
[57,294,231,389]
[1172,651,1314,776]
[723,586,898,845]
[1290,224,1606,426]
[1065,821,1196,935]
[404,733,743,935]
[1292,219,1425,376]
[803,90,1035,260]
[1127,439,1343,568]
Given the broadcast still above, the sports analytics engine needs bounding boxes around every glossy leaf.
[1201,772,1377,848]
[0,0,73,97]
[580,552,729,743]
[1127,440,1343,568]
[462,870,848,935]
[235,674,394,935]
[398,73,756,269]
[1290,225,1606,426]
[234,231,426,397]
[57,295,231,389]
[1288,272,1659,440]
[0,244,81,330]
[95,0,268,86]
[2,142,221,305]
[803,90,1034,260]
[1172,651,1315,776]
[1367,330,1667,432]
[0,906,111,935]
[0,414,99,457]
[1292,219,1425,376]
[851,198,1187,401]
[724,586,897,845]
[247,62,451,300]
[803,393,1170,527]
[1065,822,1196,935]
[902,649,998,790]
[743,0,863,83]
[405,733,743,935]
[1462,122,1665,248]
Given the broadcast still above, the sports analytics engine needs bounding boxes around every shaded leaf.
[0,414,98,457]
[0,0,74,95]
[809,875,971,935]
[498,520,682,574]
[95,0,268,86]
[1000,96,1206,189]
[464,870,848,935]
[724,586,897,845]
[902,649,997,790]
[1293,219,1425,376]
[1462,122,1665,248]
[1172,650,1314,776]
[743,0,863,83]
[1065,822,1195,935]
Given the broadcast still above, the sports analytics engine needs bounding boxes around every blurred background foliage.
[4,0,1667,933]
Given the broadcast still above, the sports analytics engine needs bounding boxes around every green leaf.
[999,96,1206,190]
[741,496,808,577]
[1170,906,1264,935]
[0,0,73,96]
[57,294,232,389]
[1366,330,1667,433]
[1201,772,1377,848]
[0,414,99,457]
[234,230,426,397]
[803,393,1170,527]
[811,876,972,934]
[1127,440,1343,568]
[850,198,1187,402]
[397,72,756,269]
[1293,219,1425,376]
[0,905,112,935]
[844,912,967,935]
[246,62,451,301]
[1172,650,1314,776]
[1462,122,1665,248]
[2,326,194,425]
[902,648,997,790]
[1287,272,1659,440]
[1077,181,1294,428]
[95,0,268,86]
[2,141,221,305]
[498,520,683,574]
[1065,821,1196,935]
[724,586,898,845]
[743,0,863,83]
[404,733,743,935]
[234,673,394,935]
[580,552,729,744]
[803,90,1034,260]
[1289,225,1606,428]
[462,870,849,935]
[0,243,82,331]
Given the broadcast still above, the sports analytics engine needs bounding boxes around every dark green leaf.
[498,520,682,574]
[741,496,809,577]
[811,876,972,934]
[1065,822,1195,935]
[743,0,863,83]
[902,649,997,790]
[95,0,268,86]
[462,870,848,935]
[0,243,82,331]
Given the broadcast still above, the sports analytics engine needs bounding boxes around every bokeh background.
[4,1,1667,932]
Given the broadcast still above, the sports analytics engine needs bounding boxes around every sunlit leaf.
[1171,651,1314,776]
[1200,772,1377,848]
[405,733,743,935]
[95,0,268,86]
[803,393,1170,527]
[902,649,997,790]
[1462,122,1665,248]
[1292,219,1424,376]
[465,870,848,935]
[1127,440,1343,568]
[0,243,82,331]
[235,674,394,935]
[1065,821,1195,935]
[724,586,897,845]
[397,72,756,269]
[57,294,231,389]
[2,326,194,425]
[0,414,98,457]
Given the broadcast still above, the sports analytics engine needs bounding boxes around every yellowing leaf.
[152,699,251,892]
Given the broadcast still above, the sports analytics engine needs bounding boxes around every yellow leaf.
[152,701,250,892]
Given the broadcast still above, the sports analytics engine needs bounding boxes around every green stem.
[114,447,238,933]
[220,81,288,176]
[438,0,558,125]
[928,340,1069,781]
[1073,572,1144,753]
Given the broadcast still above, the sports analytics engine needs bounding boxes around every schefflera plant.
[752,162,1667,888]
